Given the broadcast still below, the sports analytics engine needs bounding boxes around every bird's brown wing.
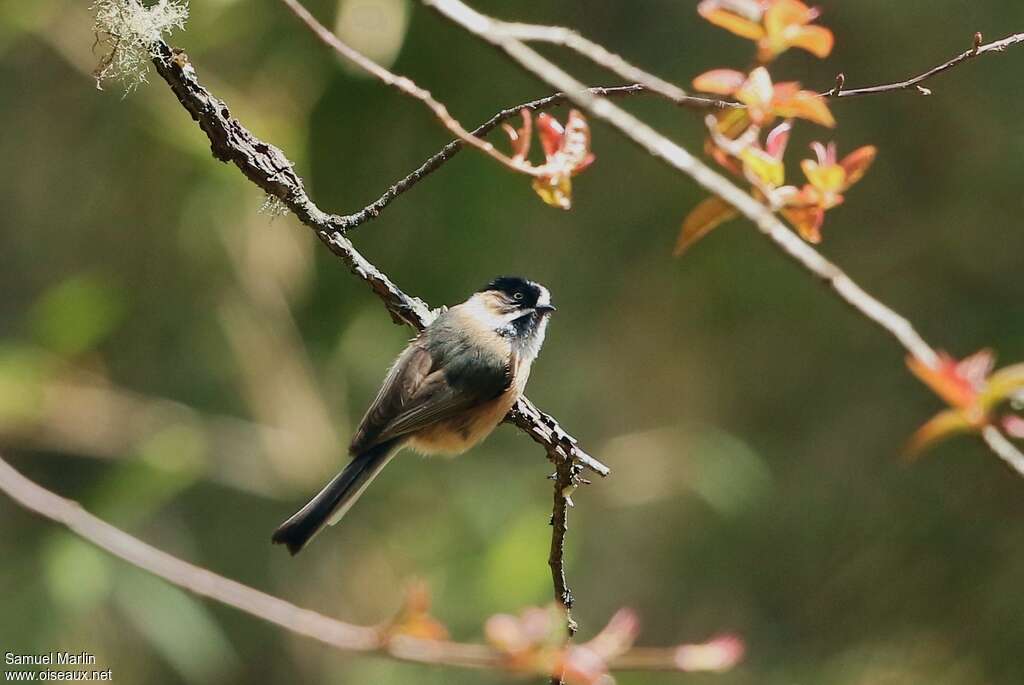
[349,342,434,454]
[350,338,513,454]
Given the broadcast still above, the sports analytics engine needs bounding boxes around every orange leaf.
[764,0,817,34]
[781,204,825,243]
[904,408,975,458]
[773,90,836,127]
[839,145,877,187]
[387,581,450,641]
[675,196,738,256]
[693,69,748,95]
[787,25,835,58]
[697,1,766,41]
[907,351,991,410]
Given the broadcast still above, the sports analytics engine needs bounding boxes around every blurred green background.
[2,1,1024,683]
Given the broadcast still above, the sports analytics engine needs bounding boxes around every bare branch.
[344,83,709,234]
[148,41,609,479]
[549,457,582,635]
[420,0,1024,472]
[494,21,690,107]
[982,427,1024,478]
[340,29,1024,235]
[281,0,601,179]
[828,32,1024,98]
[0,455,723,677]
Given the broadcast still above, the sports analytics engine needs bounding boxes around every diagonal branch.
[343,84,655,234]
[278,0,536,176]
[149,43,609,477]
[278,5,1024,242]
[0,454,719,676]
[419,0,1024,475]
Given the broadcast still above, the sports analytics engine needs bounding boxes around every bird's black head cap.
[481,276,542,307]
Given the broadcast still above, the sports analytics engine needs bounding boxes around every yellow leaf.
[740,147,785,187]
[711,107,752,138]
[675,196,738,256]
[801,160,845,193]
[697,3,766,41]
[904,409,975,459]
[979,363,1024,412]
[532,174,573,210]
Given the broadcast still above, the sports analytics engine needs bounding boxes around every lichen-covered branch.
[148,41,609,478]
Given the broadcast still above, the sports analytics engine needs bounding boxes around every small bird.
[272,276,556,555]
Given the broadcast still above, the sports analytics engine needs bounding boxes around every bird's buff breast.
[408,366,530,456]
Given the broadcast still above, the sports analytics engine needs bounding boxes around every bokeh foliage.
[2,1,1024,683]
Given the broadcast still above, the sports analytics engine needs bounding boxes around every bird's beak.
[535,304,557,314]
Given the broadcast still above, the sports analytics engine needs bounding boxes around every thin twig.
[343,84,651,234]
[549,456,582,646]
[495,21,691,107]
[285,16,1021,237]
[827,32,1024,98]
[420,0,1024,472]
[277,0,539,176]
[149,43,611,479]
[549,460,579,632]
[342,30,1024,235]
[0,455,722,676]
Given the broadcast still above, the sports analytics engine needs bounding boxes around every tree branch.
[549,456,582,635]
[149,42,609,478]
[827,31,1024,98]
[419,0,1024,473]
[319,28,1024,235]
[0,454,731,677]
[277,0,542,177]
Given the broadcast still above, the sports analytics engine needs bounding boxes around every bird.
[271,276,556,555]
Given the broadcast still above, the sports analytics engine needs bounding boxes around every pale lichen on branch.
[71,0,1024,680]
[91,0,188,91]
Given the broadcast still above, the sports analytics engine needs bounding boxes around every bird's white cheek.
[526,317,549,360]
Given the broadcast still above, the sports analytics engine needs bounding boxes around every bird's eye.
[513,292,524,301]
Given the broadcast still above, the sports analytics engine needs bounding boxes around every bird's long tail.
[271,440,399,555]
